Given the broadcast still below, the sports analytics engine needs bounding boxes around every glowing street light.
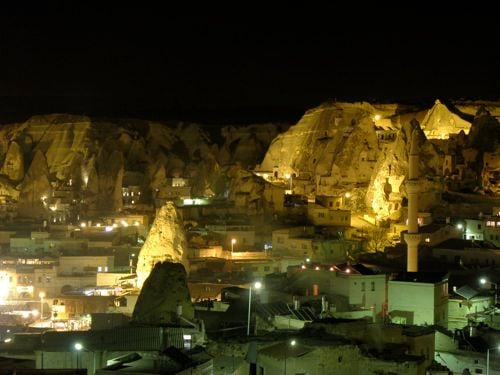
[284,173,293,191]
[486,345,500,375]
[73,342,96,373]
[480,278,498,306]
[74,342,83,369]
[231,238,236,254]
[247,281,262,336]
[129,253,136,274]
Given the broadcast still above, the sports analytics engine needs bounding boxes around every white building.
[388,272,449,327]
[307,204,351,226]
[332,263,388,317]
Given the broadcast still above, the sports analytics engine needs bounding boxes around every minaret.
[404,126,421,272]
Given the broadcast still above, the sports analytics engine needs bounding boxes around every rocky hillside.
[254,100,499,221]
[0,114,285,218]
[0,99,498,222]
[258,102,395,185]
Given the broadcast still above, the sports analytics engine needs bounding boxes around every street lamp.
[284,339,297,374]
[231,239,236,254]
[129,253,136,274]
[486,345,500,375]
[247,281,262,336]
[74,342,96,373]
[39,291,45,323]
[480,278,498,306]
[285,173,292,192]
[74,342,83,369]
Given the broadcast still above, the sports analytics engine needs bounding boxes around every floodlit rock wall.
[0,115,224,218]
[420,100,471,139]
[259,102,390,185]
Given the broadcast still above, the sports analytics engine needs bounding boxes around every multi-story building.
[307,204,351,227]
[388,272,449,327]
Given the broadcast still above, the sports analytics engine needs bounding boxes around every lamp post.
[285,173,292,192]
[247,281,262,336]
[39,291,45,324]
[231,239,236,254]
[74,342,96,374]
[129,253,135,274]
[284,339,296,374]
[74,342,83,369]
[480,278,498,306]
[344,192,351,208]
[486,345,500,375]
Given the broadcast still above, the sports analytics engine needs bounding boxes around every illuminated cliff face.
[366,120,444,221]
[258,102,396,185]
[420,100,472,139]
[0,114,222,218]
[136,202,189,288]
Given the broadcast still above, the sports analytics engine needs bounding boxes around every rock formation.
[95,149,124,212]
[366,119,443,220]
[420,99,471,139]
[132,261,194,325]
[136,202,189,288]
[218,123,289,168]
[1,141,24,181]
[258,102,391,186]
[483,149,500,194]
[0,100,497,224]
[17,150,52,218]
[0,114,224,217]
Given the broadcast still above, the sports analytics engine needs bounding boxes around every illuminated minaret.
[405,126,421,272]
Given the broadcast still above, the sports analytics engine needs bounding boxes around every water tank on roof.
[293,297,300,310]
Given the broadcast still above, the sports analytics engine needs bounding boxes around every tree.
[366,227,390,253]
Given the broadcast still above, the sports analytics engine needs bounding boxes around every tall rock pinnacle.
[136,202,189,288]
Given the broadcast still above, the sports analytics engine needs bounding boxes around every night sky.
[1,6,499,124]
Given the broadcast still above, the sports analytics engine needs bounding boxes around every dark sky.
[1,6,499,123]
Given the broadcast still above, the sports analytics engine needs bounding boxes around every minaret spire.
[405,123,422,272]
